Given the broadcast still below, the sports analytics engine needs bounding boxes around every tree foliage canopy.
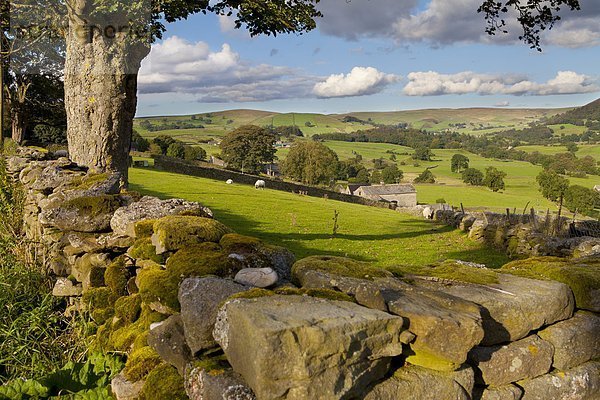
[281,140,339,186]
[484,166,507,192]
[461,168,484,186]
[451,154,470,173]
[536,170,569,202]
[478,0,581,50]
[220,125,277,174]
[564,185,599,216]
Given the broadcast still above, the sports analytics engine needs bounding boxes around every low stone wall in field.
[152,155,391,209]
[6,147,600,400]
[431,208,600,259]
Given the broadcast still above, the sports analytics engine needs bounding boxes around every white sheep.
[255,180,266,189]
[226,179,233,185]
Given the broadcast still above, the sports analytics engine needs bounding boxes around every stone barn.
[354,184,417,207]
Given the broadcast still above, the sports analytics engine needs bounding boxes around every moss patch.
[274,287,356,303]
[108,305,166,352]
[82,287,117,310]
[141,364,187,400]
[501,256,600,310]
[389,260,500,286]
[105,256,130,297]
[129,238,165,264]
[292,256,393,284]
[134,219,156,238]
[114,294,142,323]
[123,346,163,382]
[152,215,233,252]
[220,233,262,253]
[190,354,230,377]
[69,173,110,191]
[404,348,460,372]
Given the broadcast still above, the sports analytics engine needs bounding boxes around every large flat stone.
[538,311,600,371]
[148,314,192,375]
[476,384,523,400]
[468,335,553,387]
[411,273,574,345]
[519,361,600,400]
[296,269,484,371]
[110,196,213,237]
[213,295,404,400]
[364,365,474,400]
[178,277,247,354]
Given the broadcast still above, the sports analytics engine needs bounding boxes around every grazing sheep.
[226,179,233,185]
[255,180,266,189]
[423,206,434,220]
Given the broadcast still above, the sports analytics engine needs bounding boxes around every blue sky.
[137,0,600,116]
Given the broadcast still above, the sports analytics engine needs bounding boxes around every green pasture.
[128,167,509,268]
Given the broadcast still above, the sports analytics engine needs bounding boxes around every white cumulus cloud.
[313,67,400,98]
[403,71,599,96]
[138,36,318,103]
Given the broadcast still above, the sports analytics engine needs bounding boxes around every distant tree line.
[139,119,205,132]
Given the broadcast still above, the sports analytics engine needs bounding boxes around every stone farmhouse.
[349,184,417,207]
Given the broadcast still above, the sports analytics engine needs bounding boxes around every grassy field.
[310,141,599,213]
[129,167,509,268]
[517,144,600,161]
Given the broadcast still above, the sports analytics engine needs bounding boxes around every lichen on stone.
[68,173,109,191]
[63,194,121,217]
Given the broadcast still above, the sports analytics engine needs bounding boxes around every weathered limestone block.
[110,196,213,237]
[468,220,487,241]
[185,363,256,400]
[148,314,192,375]
[52,278,83,297]
[66,232,135,254]
[364,365,475,400]
[411,273,575,345]
[501,256,600,313]
[295,268,484,371]
[519,361,600,400]
[213,295,404,400]
[538,311,600,371]
[234,268,278,288]
[111,372,144,400]
[151,216,233,254]
[460,215,476,231]
[475,384,523,400]
[468,335,553,387]
[179,277,247,354]
[39,194,123,232]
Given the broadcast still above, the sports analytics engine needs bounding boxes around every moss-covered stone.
[275,287,356,303]
[105,256,130,297]
[91,307,115,325]
[292,256,393,285]
[82,287,117,310]
[137,268,180,313]
[190,354,230,377]
[152,215,233,253]
[228,288,276,301]
[128,238,165,264]
[63,194,121,218]
[389,260,500,286]
[115,294,142,323]
[69,173,109,191]
[501,256,600,311]
[141,364,187,400]
[133,219,156,238]
[108,305,166,352]
[220,233,262,253]
[123,346,163,382]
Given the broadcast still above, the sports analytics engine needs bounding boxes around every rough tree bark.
[11,105,24,144]
[64,0,150,184]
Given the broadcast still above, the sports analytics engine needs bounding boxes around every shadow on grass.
[130,182,510,267]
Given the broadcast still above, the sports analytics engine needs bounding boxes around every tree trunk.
[11,105,24,144]
[64,1,150,184]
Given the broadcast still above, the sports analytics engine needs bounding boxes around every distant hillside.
[547,98,600,126]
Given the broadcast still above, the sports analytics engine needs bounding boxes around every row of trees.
[536,170,599,217]
[149,134,207,162]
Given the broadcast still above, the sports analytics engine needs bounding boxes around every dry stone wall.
[6,147,600,400]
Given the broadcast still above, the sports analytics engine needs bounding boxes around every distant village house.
[350,184,417,208]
